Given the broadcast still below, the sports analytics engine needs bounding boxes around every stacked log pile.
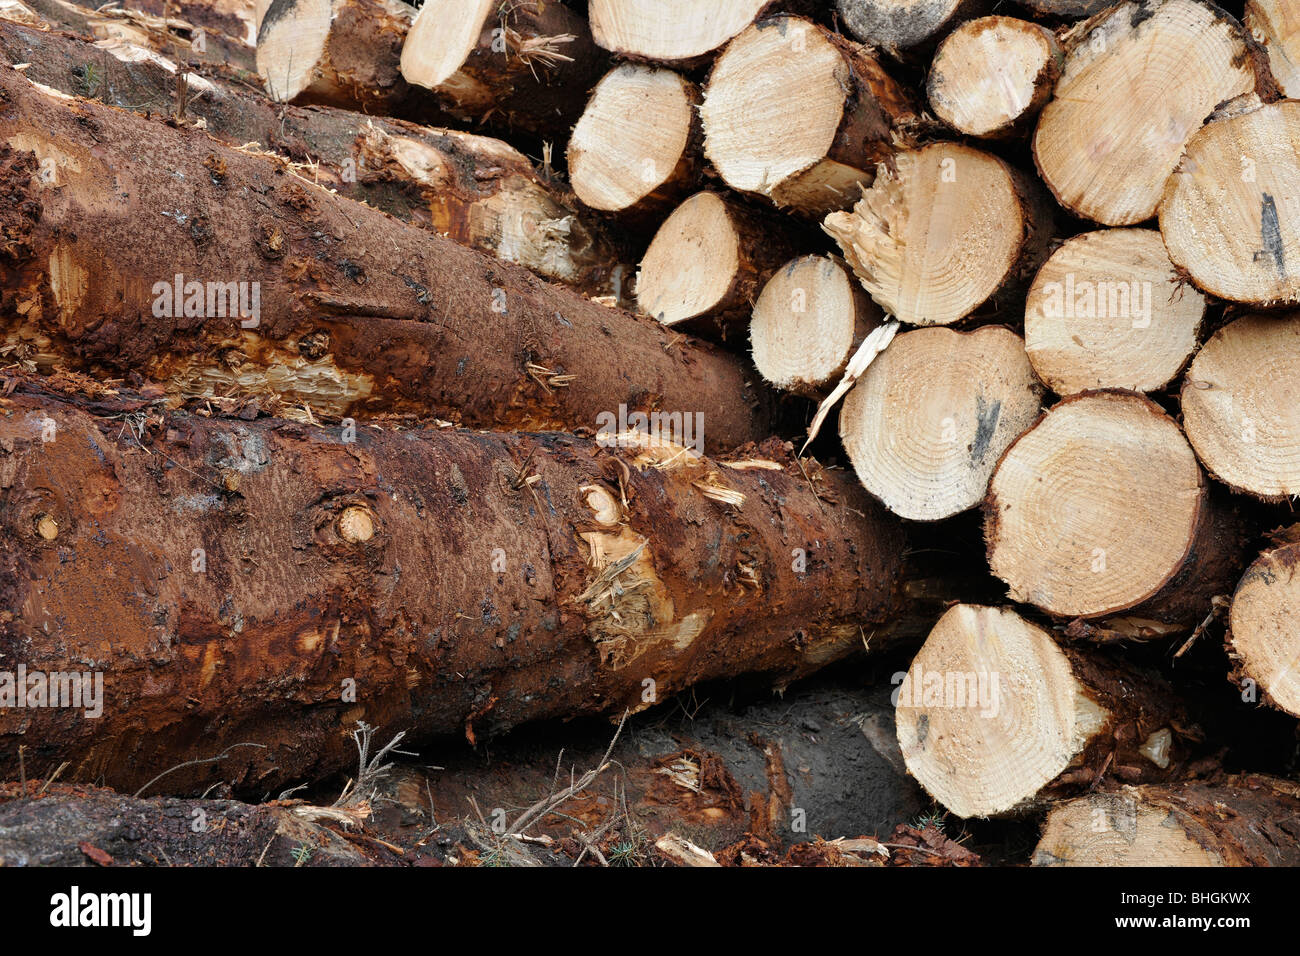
[0,0,1298,867]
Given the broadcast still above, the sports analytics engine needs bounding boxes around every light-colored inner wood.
[702,18,848,196]
[987,391,1203,617]
[1230,544,1300,717]
[589,0,770,61]
[750,256,858,390]
[568,64,693,211]
[1247,0,1300,96]
[839,325,1042,521]
[930,17,1053,136]
[637,192,740,325]
[1024,228,1204,394]
[1035,0,1258,225]
[1033,792,1222,865]
[399,0,495,90]
[895,604,1110,818]
[1181,314,1300,498]
[824,143,1023,326]
[256,0,332,101]
[1159,101,1300,304]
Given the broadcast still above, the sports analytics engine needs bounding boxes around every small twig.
[133,742,267,798]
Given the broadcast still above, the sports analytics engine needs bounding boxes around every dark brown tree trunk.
[0,65,773,445]
[0,382,909,795]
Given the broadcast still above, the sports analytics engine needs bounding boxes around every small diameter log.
[839,326,1044,521]
[927,16,1062,139]
[0,68,770,445]
[0,387,908,793]
[1024,228,1206,395]
[985,390,1247,627]
[399,0,604,135]
[1033,0,1274,226]
[1181,314,1300,499]
[835,0,986,60]
[1160,99,1300,305]
[1228,539,1300,717]
[749,255,882,396]
[636,192,792,327]
[1033,776,1300,866]
[588,0,775,63]
[0,17,622,296]
[1247,0,1300,96]
[895,605,1193,818]
[567,64,698,219]
[257,0,414,111]
[824,142,1054,327]
[701,16,918,217]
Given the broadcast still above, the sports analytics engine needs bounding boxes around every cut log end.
[1180,313,1300,500]
[568,64,696,214]
[749,255,879,395]
[1024,228,1205,395]
[589,0,770,62]
[256,0,332,102]
[1160,100,1300,305]
[636,192,787,326]
[927,16,1061,139]
[824,142,1046,326]
[839,325,1043,521]
[1035,0,1266,226]
[895,605,1111,819]
[1247,0,1300,97]
[1034,778,1300,866]
[398,0,494,92]
[836,0,973,58]
[986,390,1206,620]
[1230,541,1300,717]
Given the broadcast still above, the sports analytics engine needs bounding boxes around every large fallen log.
[1033,776,1300,866]
[895,605,1195,818]
[0,17,624,296]
[0,382,910,794]
[1033,0,1275,226]
[985,390,1248,631]
[0,66,772,444]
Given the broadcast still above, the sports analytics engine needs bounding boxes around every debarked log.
[0,384,909,794]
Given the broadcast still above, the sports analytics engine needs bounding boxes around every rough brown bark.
[0,66,772,445]
[398,0,606,136]
[1033,775,1300,866]
[0,17,625,296]
[23,0,260,74]
[0,381,908,795]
